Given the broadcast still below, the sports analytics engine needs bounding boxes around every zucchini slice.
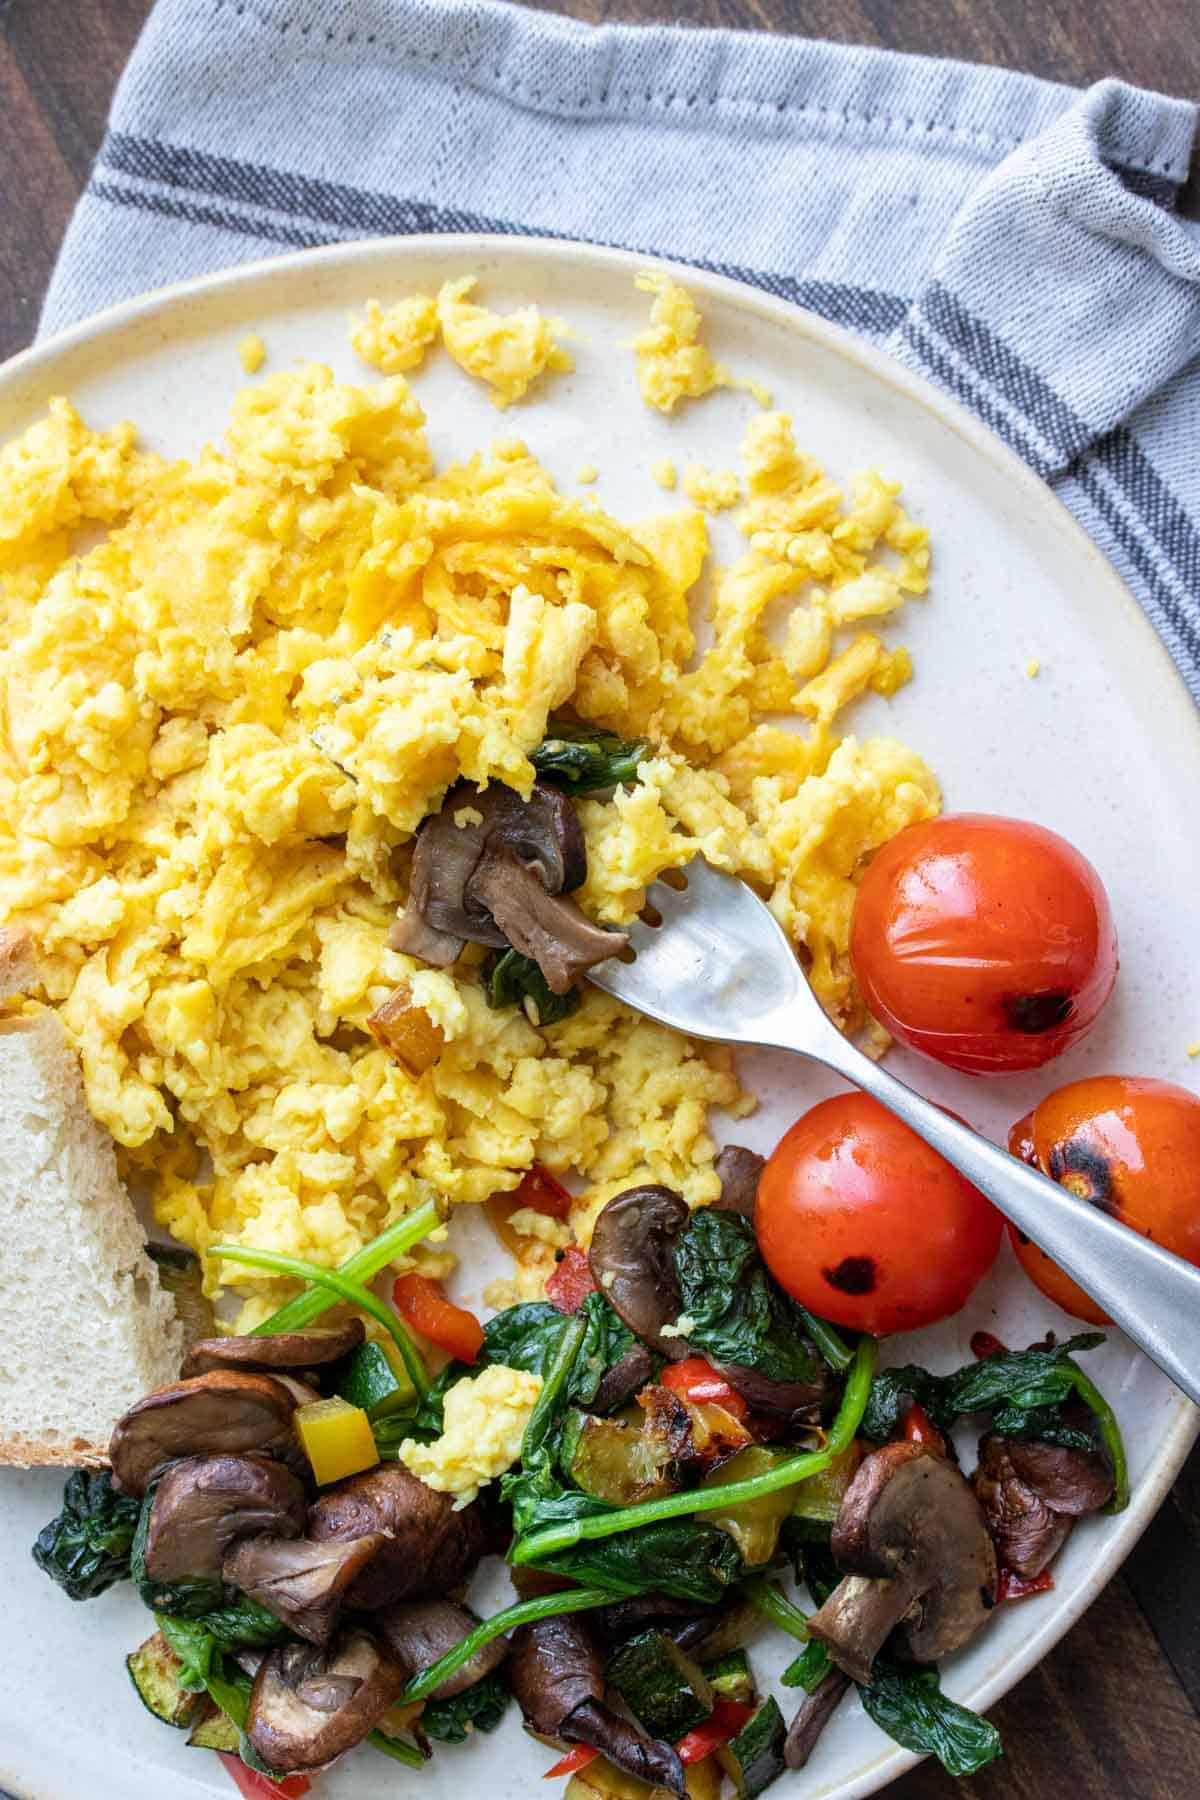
[566,1411,677,1506]
[716,1697,788,1798]
[127,1631,205,1729]
[333,1338,418,1421]
[187,1703,241,1752]
[606,1629,715,1740]
[701,1647,756,1707]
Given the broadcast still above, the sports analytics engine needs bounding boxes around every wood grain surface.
[1,3,1198,1796]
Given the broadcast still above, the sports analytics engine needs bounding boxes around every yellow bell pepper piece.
[296,1397,378,1485]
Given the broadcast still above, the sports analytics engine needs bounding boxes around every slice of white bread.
[0,930,183,1465]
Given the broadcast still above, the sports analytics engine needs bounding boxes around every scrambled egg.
[682,464,742,512]
[633,273,771,413]
[0,282,938,1321]
[352,280,572,407]
[397,1363,542,1505]
[238,335,266,375]
[633,272,731,412]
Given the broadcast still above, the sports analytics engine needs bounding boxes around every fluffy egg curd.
[396,1363,543,1506]
[0,283,939,1330]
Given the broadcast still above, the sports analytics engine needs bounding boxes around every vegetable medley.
[34,1150,1128,1796]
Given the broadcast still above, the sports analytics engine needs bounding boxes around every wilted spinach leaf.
[32,1469,141,1601]
[860,1663,1002,1778]
[863,1335,1105,1437]
[532,1516,746,1605]
[675,1210,827,1388]
[187,1595,289,1653]
[531,721,649,793]
[421,1668,511,1742]
[483,948,581,1025]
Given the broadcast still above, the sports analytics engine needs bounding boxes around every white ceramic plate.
[0,237,1197,1800]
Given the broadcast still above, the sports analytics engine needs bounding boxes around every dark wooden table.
[2,2,1198,1796]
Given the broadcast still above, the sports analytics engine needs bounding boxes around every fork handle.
[817,1035,1200,1408]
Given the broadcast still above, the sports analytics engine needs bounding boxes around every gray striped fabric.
[39,0,1200,702]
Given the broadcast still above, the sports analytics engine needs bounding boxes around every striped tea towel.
[40,0,1200,703]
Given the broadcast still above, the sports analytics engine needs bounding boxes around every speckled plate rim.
[0,232,1196,1800]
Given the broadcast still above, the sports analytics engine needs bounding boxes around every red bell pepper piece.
[675,1698,757,1765]
[393,1272,485,1363]
[543,1743,600,1778]
[971,1330,1007,1360]
[218,1753,311,1798]
[997,1565,1055,1603]
[546,1246,598,1313]
[662,1357,749,1422]
[901,1401,946,1456]
[514,1164,573,1218]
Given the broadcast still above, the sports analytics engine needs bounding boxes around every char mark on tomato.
[1047,1138,1117,1214]
[1002,990,1073,1034]
[822,1255,877,1296]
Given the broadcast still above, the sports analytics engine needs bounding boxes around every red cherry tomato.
[756,1093,1003,1334]
[850,814,1117,1074]
[392,1273,485,1363]
[1008,1075,1200,1324]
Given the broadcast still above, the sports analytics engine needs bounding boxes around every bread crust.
[0,1436,109,1469]
[0,925,37,1000]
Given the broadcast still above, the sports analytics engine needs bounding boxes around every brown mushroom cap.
[109,1371,301,1499]
[974,1435,1114,1578]
[224,1533,390,1646]
[141,1454,307,1584]
[371,1598,508,1700]
[307,1464,486,1609]
[809,1442,997,1684]
[181,1320,365,1379]
[468,845,628,993]
[245,1630,405,1772]
[388,778,625,990]
[390,779,588,957]
[587,1184,692,1359]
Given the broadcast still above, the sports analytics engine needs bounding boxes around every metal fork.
[588,857,1200,1407]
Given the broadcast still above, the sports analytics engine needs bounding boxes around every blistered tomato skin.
[1008,1075,1200,1324]
[756,1093,1003,1334]
[850,813,1118,1075]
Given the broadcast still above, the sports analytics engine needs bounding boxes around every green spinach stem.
[794,1306,854,1373]
[511,1334,878,1565]
[521,1311,587,1463]
[209,1242,429,1398]
[746,1578,810,1643]
[367,1729,425,1768]
[400,1589,614,1704]
[249,1197,442,1335]
[1066,1359,1129,1511]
